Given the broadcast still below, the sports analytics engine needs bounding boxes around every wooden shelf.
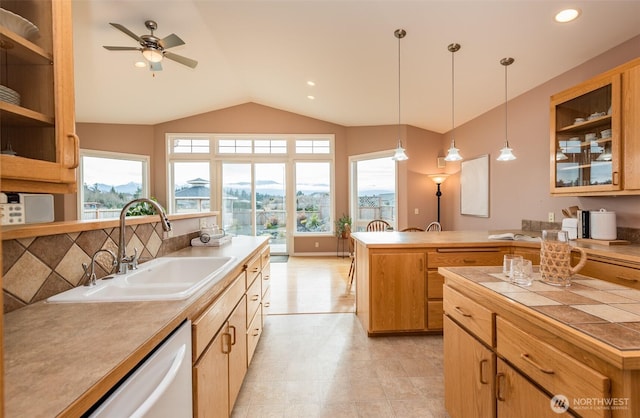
[557,115,611,133]
[0,101,55,126]
[0,27,53,64]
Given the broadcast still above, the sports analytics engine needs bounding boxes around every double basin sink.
[47,256,236,303]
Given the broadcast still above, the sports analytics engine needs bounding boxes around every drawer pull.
[252,267,260,273]
[263,274,270,280]
[479,359,489,384]
[496,372,506,401]
[222,332,232,354]
[520,353,554,374]
[253,328,260,336]
[616,275,638,283]
[264,302,270,307]
[454,306,472,317]
[463,259,476,264]
[251,294,260,301]
[229,325,237,345]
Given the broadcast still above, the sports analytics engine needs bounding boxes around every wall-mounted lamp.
[428,174,449,223]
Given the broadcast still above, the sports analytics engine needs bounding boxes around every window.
[218,137,287,154]
[295,162,331,233]
[170,162,211,213]
[169,137,210,154]
[350,153,397,231]
[78,150,149,220]
[296,139,330,154]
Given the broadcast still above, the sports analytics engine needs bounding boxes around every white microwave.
[0,193,55,225]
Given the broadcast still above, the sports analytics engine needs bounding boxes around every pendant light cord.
[504,61,508,144]
[397,31,401,144]
[451,48,455,133]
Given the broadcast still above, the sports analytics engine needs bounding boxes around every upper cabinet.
[550,57,640,196]
[0,0,78,194]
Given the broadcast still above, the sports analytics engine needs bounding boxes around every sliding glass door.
[350,153,397,231]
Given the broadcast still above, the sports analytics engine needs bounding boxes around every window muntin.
[79,150,149,220]
[218,139,252,154]
[169,137,210,154]
[296,139,330,154]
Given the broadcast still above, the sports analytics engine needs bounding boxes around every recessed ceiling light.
[307,95,315,100]
[134,61,146,68]
[307,81,316,86]
[555,8,581,23]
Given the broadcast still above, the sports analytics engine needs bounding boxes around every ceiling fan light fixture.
[142,47,163,63]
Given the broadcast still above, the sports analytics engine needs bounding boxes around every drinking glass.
[510,258,533,286]
[503,254,523,278]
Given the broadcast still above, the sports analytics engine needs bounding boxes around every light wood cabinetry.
[577,254,640,290]
[496,359,576,417]
[442,267,639,418]
[427,247,508,330]
[370,250,426,332]
[192,244,269,417]
[0,0,78,193]
[444,316,495,418]
[550,57,640,196]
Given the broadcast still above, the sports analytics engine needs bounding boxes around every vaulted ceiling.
[73,1,640,133]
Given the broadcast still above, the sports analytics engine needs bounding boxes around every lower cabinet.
[577,255,640,290]
[193,320,231,418]
[444,316,495,418]
[444,283,611,418]
[496,359,576,417]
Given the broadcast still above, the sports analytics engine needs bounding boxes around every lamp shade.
[496,141,516,161]
[392,142,408,161]
[428,174,449,185]
[444,140,463,161]
[142,47,163,63]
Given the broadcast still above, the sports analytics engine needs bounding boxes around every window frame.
[77,148,150,220]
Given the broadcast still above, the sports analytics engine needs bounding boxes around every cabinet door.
[193,324,231,418]
[370,251,425,331]
[550,73,621,195]
[444,316,495,418]
[228,296,248,412]
[1,0,78,193]
[497,359,576,417]
[622,63,640,190]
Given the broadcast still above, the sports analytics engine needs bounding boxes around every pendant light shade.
[444,43,463,162]
[497,57,516,161]
[391,29,408,161]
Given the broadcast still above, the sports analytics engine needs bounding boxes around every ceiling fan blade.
[150,61,163,72]
[109,22,144,43]
[160,33,185,49]
[103,46,140,51]
[165,52,198,69]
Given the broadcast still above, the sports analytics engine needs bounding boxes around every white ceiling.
[72,1,640,133]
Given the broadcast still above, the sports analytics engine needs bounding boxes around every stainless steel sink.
[47,256,236,303]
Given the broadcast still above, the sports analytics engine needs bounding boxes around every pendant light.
[497,57,516,161]
[391,29,408,161]
[444,43,463,162]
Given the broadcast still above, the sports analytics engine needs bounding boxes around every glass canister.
[540,229,587,286]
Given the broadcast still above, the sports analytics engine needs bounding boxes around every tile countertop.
[351,230,640,264]
[440,266,640,369]
[3,235,269,418]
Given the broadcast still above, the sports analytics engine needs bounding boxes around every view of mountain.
[87,181,141,194]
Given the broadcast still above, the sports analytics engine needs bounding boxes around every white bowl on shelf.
[0,8,40,40]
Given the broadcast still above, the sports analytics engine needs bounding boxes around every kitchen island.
[441,265,640,417]
[351,230,640,336]
[3,235,269,417]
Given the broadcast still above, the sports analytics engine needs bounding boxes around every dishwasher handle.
[130,343,188,418]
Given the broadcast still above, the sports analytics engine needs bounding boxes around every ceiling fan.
[103,20,198,71]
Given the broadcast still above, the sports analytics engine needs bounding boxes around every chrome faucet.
[81,249,117,286]
[116,198,172,275]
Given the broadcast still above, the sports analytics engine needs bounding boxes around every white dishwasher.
[89,320,193,418]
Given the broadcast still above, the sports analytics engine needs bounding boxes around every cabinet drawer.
[429,248,508,267]
[245,254,262,288]
[247,306,263,365]
[444,286,494,346]
[497,317,610,418]
[427,271,444,299]
[262,263,271,297]
[427,301,443,329]
[261,248,270,268]
[578,257,640,290]
[262,285,271,317]
[246,273,262,327]
[192,273,246,359]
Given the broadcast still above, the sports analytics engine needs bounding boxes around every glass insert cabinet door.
[550,73,621,195]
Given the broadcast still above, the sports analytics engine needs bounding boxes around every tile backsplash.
[2,221,199,313]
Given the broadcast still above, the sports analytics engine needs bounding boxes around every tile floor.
[231,256,446,418]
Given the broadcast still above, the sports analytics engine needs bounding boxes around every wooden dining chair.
[426,221,442,232]
[366,219,392,231]
[401,227,425,232]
